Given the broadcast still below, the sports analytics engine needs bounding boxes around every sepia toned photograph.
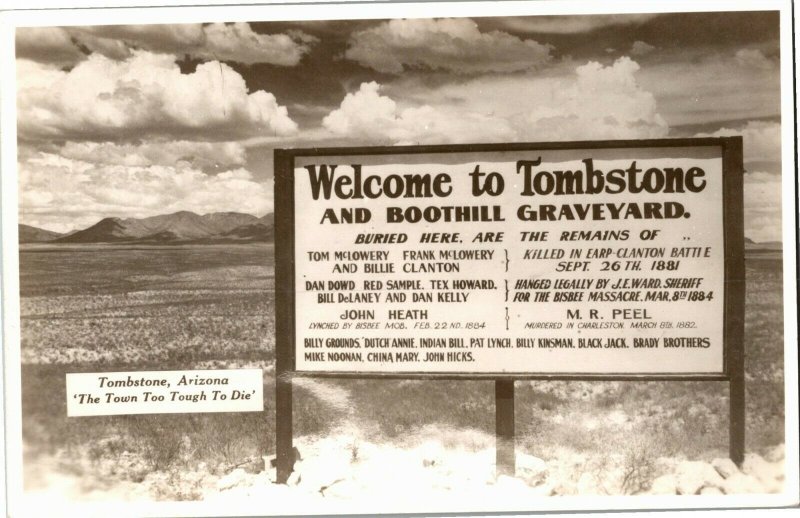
[1,1,797,516]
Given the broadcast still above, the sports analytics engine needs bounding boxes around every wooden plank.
[278,137,733,158]
[274,149,296,483]
[289,371,730,382]
[282,137,732,380]
[495,380,515,477]
[722,137,746,465]
[275,373,293,484]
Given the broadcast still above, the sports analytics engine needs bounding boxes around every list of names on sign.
[291,145,726,374]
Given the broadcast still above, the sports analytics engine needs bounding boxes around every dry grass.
[18,244,786,497]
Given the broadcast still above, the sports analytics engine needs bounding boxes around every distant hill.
[20,215,779,249]
[220,222,274,241]
[19,224,64,243]
[54,211,274,244]
[745,238,782,252]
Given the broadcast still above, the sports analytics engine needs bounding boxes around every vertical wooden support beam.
[724,136,746,466]
[275,374,293,483]
[495,379,515,477]
[729,363,745,466]
[274,149,296,483]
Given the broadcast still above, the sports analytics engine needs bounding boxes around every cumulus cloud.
[630,40,656,56]
[695,120,781,164]
[635,50,780,127]
[734,48,776,71]
[345,18,552,74]
[15,23,316,67]
[57,140,247,173]
[14,27,87,68]
[516,57,668,140]
[73,24,206,56]
[322,81,515,144]
[18,152,271,233]
[496,14,657,34]
[743,171,782,242]
[325,57,667,145]
[193,23,317,65]
[692,119,783,242]
[17,52,298,141]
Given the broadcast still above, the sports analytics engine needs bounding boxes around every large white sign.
[290,145,727,374]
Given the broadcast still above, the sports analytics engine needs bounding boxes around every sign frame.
[274,138,745,481]
[274,137,744,382]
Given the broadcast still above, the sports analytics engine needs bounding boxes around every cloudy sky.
[15,11,783,241]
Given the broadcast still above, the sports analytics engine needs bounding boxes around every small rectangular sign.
[276,139,743,378]
[66,369,264,416]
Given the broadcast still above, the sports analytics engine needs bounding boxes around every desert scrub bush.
[619,435,661,494]
[345,379,495,441]
[130,415,185,471]
[349,439,360,463]
[20,282,274,364]
[145,468,213,501]
[87,435,126,461]
[165,469,211,501]
[291,382,345,439]
[187,412,273,470]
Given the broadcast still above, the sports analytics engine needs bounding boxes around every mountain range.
[19,224,66,243]
[18,212,781,248]
[19,211,274,244]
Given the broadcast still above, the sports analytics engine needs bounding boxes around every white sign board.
[66,369,264,416]
[283,142,735,376]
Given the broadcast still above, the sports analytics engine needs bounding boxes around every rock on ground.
[767,444,785,463]
[743,454,784,485]
[516,453,548,487]
[649,474,678,495]
[675,461,725,495]
[216,468,248,491]
[711,458,739,479]
[722,472,766,494]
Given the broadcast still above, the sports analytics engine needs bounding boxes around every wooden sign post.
[496,380,516,476]
[273,137,745,482]
[724,139,746,466]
